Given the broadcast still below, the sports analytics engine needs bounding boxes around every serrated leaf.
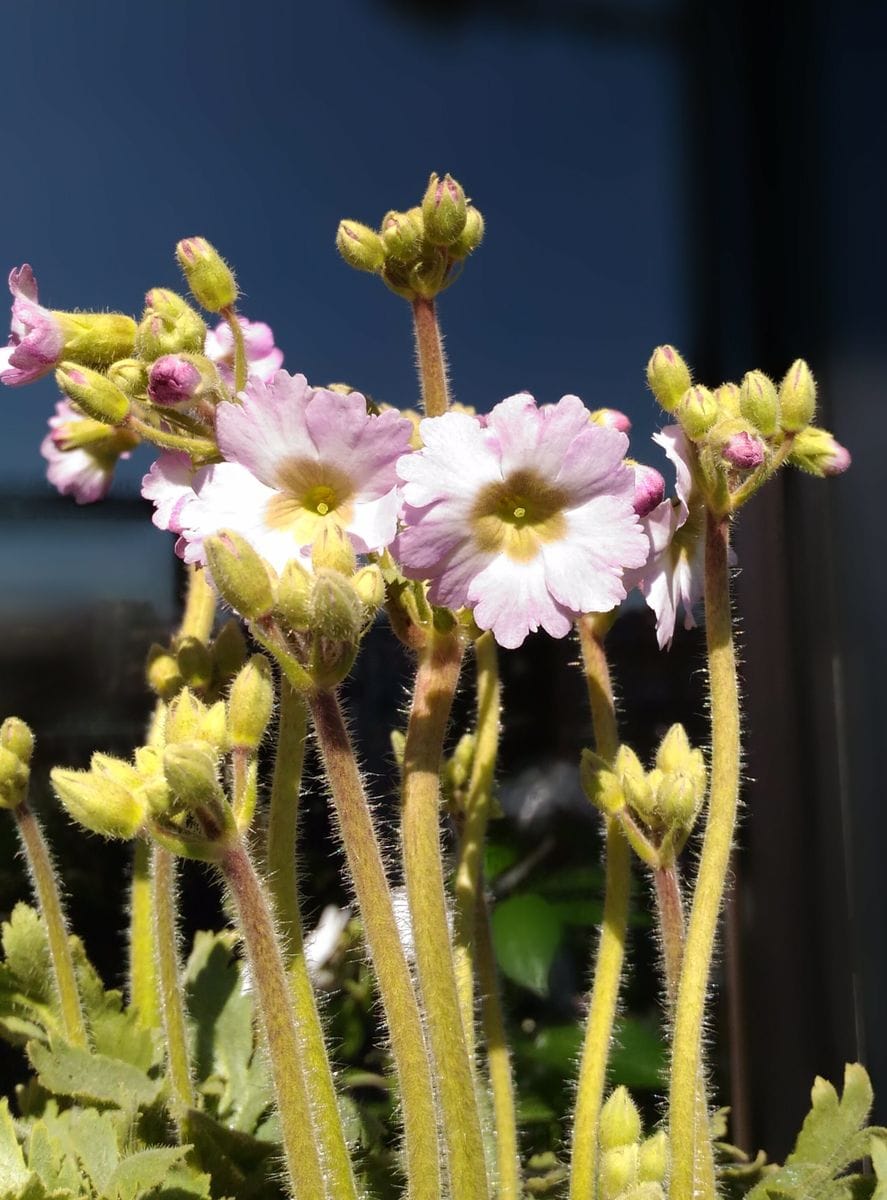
[491,894,563,995]
[2,906,54,1008]
[0,1097,31,1193]
[151,1161,213,1198]
[103,1147,189,1199]
[44,1108,121,1193]
[26,1122,84,1195]
[71,941,156,1072]
[28,1040,161,1109]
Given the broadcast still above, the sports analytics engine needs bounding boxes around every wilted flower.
[41,400,135,504]
[0,266,65,387]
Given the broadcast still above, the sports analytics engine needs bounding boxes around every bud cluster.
[336,172,483,300]
[645,345,850,514]
[598,1087,669,1200]
[581,725,706,867]
[0,718,35,810]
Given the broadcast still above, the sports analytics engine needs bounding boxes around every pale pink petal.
[653,425,695,513]
[142,453,202,534]
[398,411,502,506]
[398,501,495,610]
[41,437,110,504]
[344,486,402,554]
[304,389,411,499]
[469,555,573,649]
[485,393,591,479]
[216,371,314,487]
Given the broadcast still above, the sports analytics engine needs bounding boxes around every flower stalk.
[411,297,450,416]
[152,844,194,1123]
[128,839,159,1027]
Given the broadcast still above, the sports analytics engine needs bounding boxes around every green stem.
[221,837,328,1200]
[153,845,194,1122]
[570,613,630,1200]
[222,307,248,394]
[411,297,450,416]
[268,683,359,1200]
[401,631,490,1200]
[476,890,521,1200]
[13,802,87,1047]
[669,512,739,1200]
[129,839,159,1028]
[129,416,219,460]
[311,688,440,1200]
[453,632,501,1062]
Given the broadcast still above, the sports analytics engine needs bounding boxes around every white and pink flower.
[41,400,134,504]
[142,370,411,574]
[1,266,65,387]
[395,393,648,649]
[204,316,283,386]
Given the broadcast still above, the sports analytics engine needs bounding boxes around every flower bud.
[591,408,632,433]
[600,1145,639,1200]
[450,206,485,258]
[646,345,691,413]
[146,644,184,700]
[176,238,238,313]
[200,701,229,752]
[409,252,449,300]
[106,358,148,396]
[422,173,468,247]
[311,522,357,576]
[351,564,385,614]
[309,569,363,689]
[275,559,314,631]
[165,689,207,745]
[638,1132,669,1183]
[50,766,146,839]
[136,289,207,358]
[148,354,220,408]
[176,636,213,692]
[722,430,765,470]
[55,363,130,425]
[779,359,816,432]
[52,311,137,370]
[600,1086,642,1150]
[336,220,386,274]
[788,426,852,477]
[656,771,699,828]
[211,618,248,683]
[580,749,624,815]
[381,209,424,262]
[0,747,29,809]
[163,741,223,809]
[677,386,718,438]
[632,463,666,518]
[615,745,655,823]
[204,531,275,619]
[739,370,779,437]
[654,724,693,775]
[227,655,274,751]
[0,718,34,765]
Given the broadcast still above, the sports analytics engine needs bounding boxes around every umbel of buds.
[0,718,34,810]
[597,1087,668,1200]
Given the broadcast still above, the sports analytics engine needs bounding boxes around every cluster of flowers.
[0,251,850,653]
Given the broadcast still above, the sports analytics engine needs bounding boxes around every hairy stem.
[412,297,450,416]
[129,839,159,1027]
[221,838,328,1200]
[153,846,194,1122]
[669,512,740,1200]
[402,631,489,1200]
[222,306,248,393]
[268,682,359,1200]
[311,687,440,1200]
[571,613,630,1200]
[13,802,87,1047]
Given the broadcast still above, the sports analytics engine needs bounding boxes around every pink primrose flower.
[204,316,283,387]
[1,266,65,387]
[41,400,132,504]
[395,393,648,649]
[142,371,411,575]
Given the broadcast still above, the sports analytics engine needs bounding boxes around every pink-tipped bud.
[723,430,765,470]
[632,463,666,517]
[148,355,202,407]
[823,439,852,475]
[591,408,632,433]
[788,427,852,477]
[422,172,468,246]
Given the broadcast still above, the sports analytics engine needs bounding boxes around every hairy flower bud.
[55,363,130,425]
[450,206,485,258]
[351,563,386,615]
[638,1132,669,1183]
[176,635,213,692]
[336,220,386,274]
[654,724,693,775]
[632,462,666,518]
[580,749,624,815]
[722,430,765,470]
[163,741,223,809]
[52,311,138,370]
[211,618,248,684]
[227,655,274,751]
[0,717,34,765]
[0,746,28,809]
[779,358,817,432]
[600,1086,642,1150]
[422,173,468,247]
[146,644,184,700]
[309,569,363,689]
[381,209,424,262]
[275,559,314,631]
[677,385,718,438]
[788,426,852,477]
[739,370,779,437]
[311,522,357,576]
[204,531,276,619]
[165,689,207,745]
[176,237,238,313]
[600,1145,639,1200]
[51,765,146,839]
[646,345,691,413]
[136,288,207,358]
[615,745,655,823]
[148,353,221,408]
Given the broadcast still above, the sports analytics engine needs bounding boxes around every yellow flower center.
[471,469,568,562]
[264,459,354,542]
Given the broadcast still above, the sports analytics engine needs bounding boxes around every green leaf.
[491,894,563,995]
[2,906,54,1009]
[0,1097,31,1194]
[43,1108,122,1193]
[103,1147,189,1199]
[609,1018,667,1091]
[26,1122,84,1196]
[70,940,156,1072]
[28,1040,162,1110]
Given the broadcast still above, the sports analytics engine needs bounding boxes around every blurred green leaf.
[491,895,563,996]
[28,1040,161,1109]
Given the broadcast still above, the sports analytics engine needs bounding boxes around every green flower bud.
[0,747,29,809]
[211,618,248,684]
[275,559,314,631]
[646,345,691,413]
[163,741,223,809]
[227,655,274,751]
[176,635,213,692]
[448,732,476,794]
[136,288,207,359]
[788,426,852,477]
[53,311,137,370]
[381,209,424,262]
[351,564,385,615]
[422,173,468,247]
[600,1086,642,1150]
[450,206,485,258]
[336,220,385,274]
[51,766,146,839]
[204,531,275,619]
[739,370,779,437]
[146,644,184,700]
[713,382,741,418]
[638,1131,669,1183]
[200,701,229,751]
[165,689,207,745]
[380,257,417,300]
[654,724,693,775]
[600,1145,639,1200]
[580,749,624,815]
[409,251,449,300]
[55,363,130,425]
[176,237,238,313]
[106,358,149,396]
[615,745,655,823]
[779,358,817,432]
[309,569,362,689]
[677,386,718,438]
[311,522,357,576]
[656,771,698,828]
[0,718,34,765]
[133,747,172,816]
